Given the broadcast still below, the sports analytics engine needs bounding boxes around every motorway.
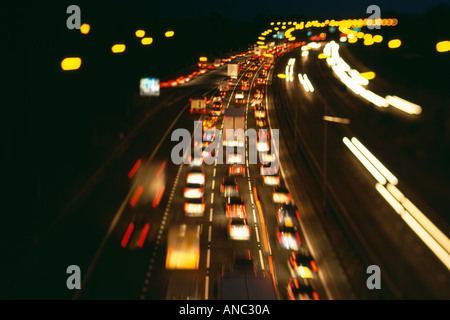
[269,43,450,299]
[5,38,450,300]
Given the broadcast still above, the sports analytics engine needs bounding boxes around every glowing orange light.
[80,24,90,34]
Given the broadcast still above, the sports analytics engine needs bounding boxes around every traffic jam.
[167,46,321,300]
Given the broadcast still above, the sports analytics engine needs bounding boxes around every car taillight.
[295,233,301,244]
[310,260,318,273]
[276,232,282,244]
[312,291,320,300]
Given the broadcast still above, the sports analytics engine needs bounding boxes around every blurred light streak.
[343,137,387,185]
[386,183,450,254]
[385,95,422,115]
[323,116,350,124]
[377,183,450,270]
[351,137,398,185]
[138,223,150,248]
[128,159,142,178]
[360,71,376,80]
[130,185,144,207]
[156,160,167,178]
[375,183,403,213]
[121,223,134,247]
[152,186,165,207]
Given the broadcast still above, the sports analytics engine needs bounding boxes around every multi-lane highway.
[5,34,449,301]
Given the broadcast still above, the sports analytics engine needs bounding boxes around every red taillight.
[312,291,320,300]
[276,232,282,244]
[311,260,318,273]
[184,203,188,211]
[296,210,300,221]
[295,233,301,244]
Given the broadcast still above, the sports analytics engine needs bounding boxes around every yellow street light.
[111,44,126,53]
[373,35,383,43]
[436,40,450,53]
[61,57,82,71]
[165,30,174,37]
[388,39,402,49]
[135,30,145,38]
[141,37,153,45]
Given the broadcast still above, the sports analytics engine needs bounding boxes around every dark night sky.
[39,0,450,21]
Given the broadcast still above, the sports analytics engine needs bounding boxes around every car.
[212,100,223,109]
[256,118,267,128]
[260,163,278,176]
[211,106,222,116]
[186,168,205,185]
[276,225,301,250]
[229,163,246,176]
[288,249,318,279]
[277,204,300,226]
[184,197,205,217]
[251,98,263,108]
[211,95,222,103]
[202,146,215,159]
[272,186,292,204]
[203,128,216,143]
[186,150,204,166]
[235,92,246,104]
[257,77,266,85]
[254,108,266,119]
[260,151,277,164]
[202,116,216,129]
[287,279,319,300]
[221,177,239,198]
[262,175,280,186]
[227,147,245,164]
[257,129,270,141]
[256,131,270,152]
[183,183,203,199]
[228,218,251,240]
[226,196,246,218]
